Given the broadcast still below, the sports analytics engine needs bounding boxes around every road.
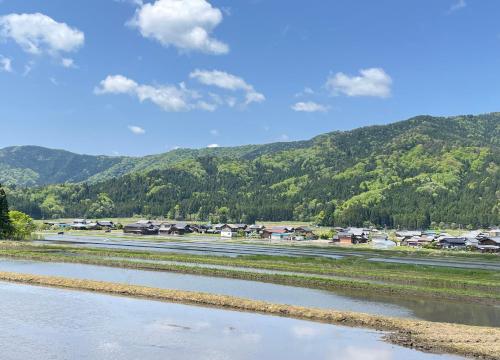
[36,234,500,271]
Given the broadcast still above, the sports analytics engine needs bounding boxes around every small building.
[395,231,423,242]
[124,221,159,235]
[271,232,293,240]
[401,235,434,247]
[245,224,265,237]
[96,221,115,229]
[70,219,97,230]
[221,224,246,238]
[261,226,294,239]
[476,237,500,253]
[333,232,354,245]
[293,226,317,240]
[438,237,466,249]
[159,223,192,235]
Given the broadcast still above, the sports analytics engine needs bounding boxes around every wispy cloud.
[209,129,219,136]
[128,125,145,134]
[190,69,265,105]
[0,55,12,72]
[207,143,219,148]
[448,0,466,13]
[291,101,328,113]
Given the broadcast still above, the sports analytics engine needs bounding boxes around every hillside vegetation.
[4,113,500,228]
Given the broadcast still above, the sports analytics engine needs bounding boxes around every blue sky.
[0,0,499,156]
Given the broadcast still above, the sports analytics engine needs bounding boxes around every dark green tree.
[0,185,12,239]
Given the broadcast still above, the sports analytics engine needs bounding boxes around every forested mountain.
[0,142,307,187]
[4,113,500,228]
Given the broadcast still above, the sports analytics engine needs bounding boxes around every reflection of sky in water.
[0,258,499,327]
[0,282,465,360]
[0,259,411,318]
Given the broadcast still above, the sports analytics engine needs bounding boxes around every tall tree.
[0,184,12,239]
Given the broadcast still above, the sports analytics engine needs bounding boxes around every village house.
[245,224,265,237]
[332,227,369,245]
[220,224,247,238]
[124,220,159,235]
[477,237,500,252]
[395,231,422,242]
[261,226,294,240]
[438,237,466,249]
[96,220,115,229]
[293,226,317,240]
[159,223,192,235]
[401,234,434,247]
[70,219,97,230]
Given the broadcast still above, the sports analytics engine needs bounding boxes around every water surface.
[0,281,465,360]
[0,258,498,327]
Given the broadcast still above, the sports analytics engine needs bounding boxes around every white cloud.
[335,346,392,360]
[0,56,12,72]
[190,69,265,105]
[291,101,328,113]
[95,74,138,94]
[95,74,209,112]
[290,325,321,339]
[279,134,289,141]
[129,0,228,55]
[448,0,466,13]
[207,143,219,148]
[326,67,392,98]
[49,77,58,85]
[209,129,219,136]
[128,125,145,134]
[0,13,84,56]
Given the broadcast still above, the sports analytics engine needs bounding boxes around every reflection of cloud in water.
[98,341,122,353]
[334,346,393,360]
[291,325,323,339]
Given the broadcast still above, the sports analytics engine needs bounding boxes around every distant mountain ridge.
[4,113,500,228]
[0,141,309,187]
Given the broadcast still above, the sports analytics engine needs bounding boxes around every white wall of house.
[221,230,235,238]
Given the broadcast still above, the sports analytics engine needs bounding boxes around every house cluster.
[44,219,116,231]
[395,229,500,252]
[122,221,318,240]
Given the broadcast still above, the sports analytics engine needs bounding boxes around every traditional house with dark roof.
[438,237,466,249]
[124,221,159,235]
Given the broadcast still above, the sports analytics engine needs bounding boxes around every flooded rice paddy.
[0,281,466,360]
[0,258,498,327]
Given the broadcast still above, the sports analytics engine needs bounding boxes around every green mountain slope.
[0,141,307,187]
[5,113,500,228]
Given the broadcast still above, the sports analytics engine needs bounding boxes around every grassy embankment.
[0,271,498,360]
[0,241,499,304]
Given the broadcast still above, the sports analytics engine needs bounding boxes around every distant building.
[438,237,466,249]
[124,220,159,235]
